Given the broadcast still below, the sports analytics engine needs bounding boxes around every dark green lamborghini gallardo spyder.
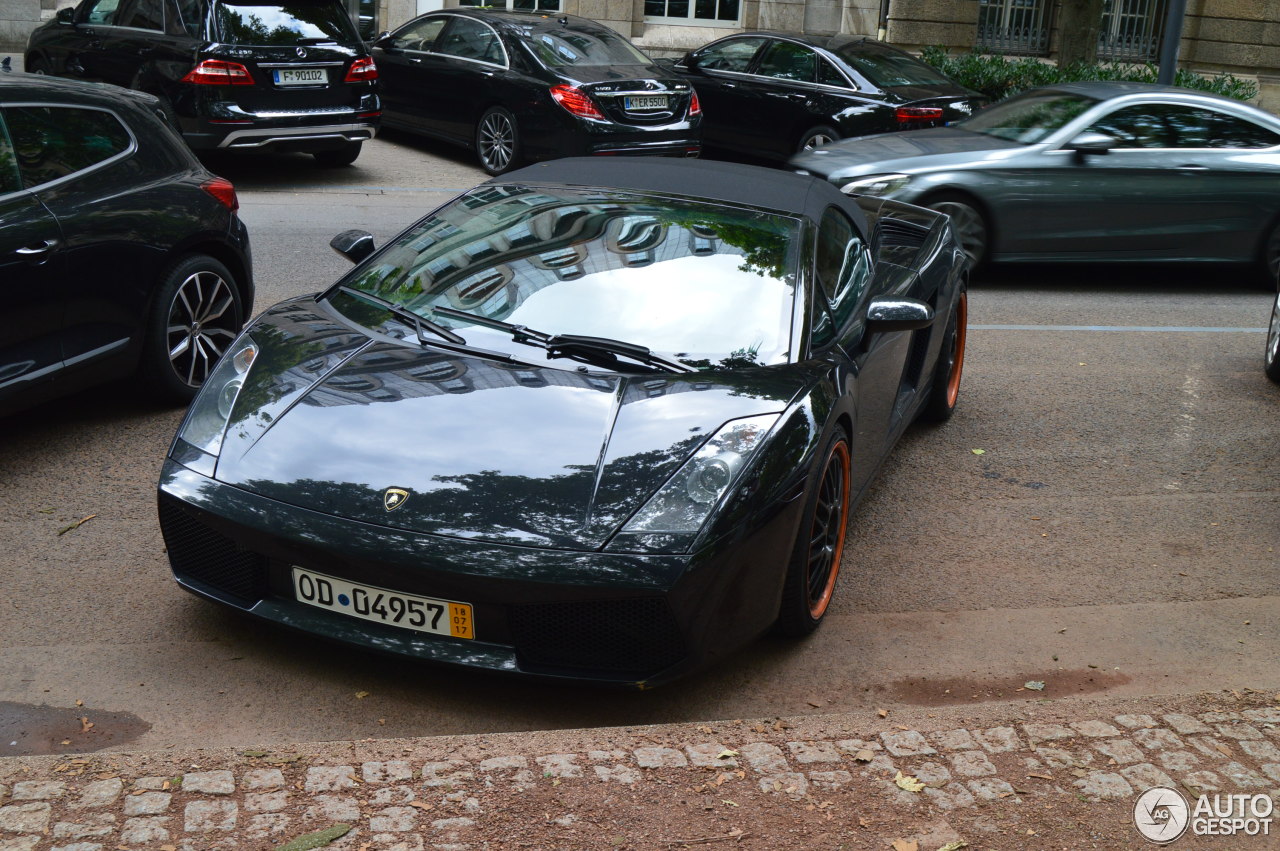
[157,157,968,686]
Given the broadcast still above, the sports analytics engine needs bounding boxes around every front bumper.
[157,460,799,686]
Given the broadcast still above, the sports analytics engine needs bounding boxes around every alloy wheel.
[943,290,968,407]
[805,439,851,619]
[1267,292,1280,374]
[478,113,514,173]
[932,200,987,268]
[803,131,836,150]
[166,269,238,387]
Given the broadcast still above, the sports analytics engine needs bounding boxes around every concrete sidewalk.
[3,691,1279,850]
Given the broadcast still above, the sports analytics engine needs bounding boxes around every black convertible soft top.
[493,157,869,232]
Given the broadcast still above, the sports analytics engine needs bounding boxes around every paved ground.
[3,692,1280,850]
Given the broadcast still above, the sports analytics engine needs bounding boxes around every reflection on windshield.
[525,27,651,67]
[337,185,800,369]
[959,91,1098,144]
[835,47,950,88]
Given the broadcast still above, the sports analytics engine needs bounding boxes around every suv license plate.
[625,95,667,110]
[274,68,327,86]
[292,567,474,639]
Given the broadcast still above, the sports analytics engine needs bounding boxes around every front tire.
[314,142,362,167]
[921,284,968,421]
[141,255,244,404]
[798,125,840,153]
[26,57,51,75]
[775,428,852,637]
[927,193,989,270]
[476,107,520,175]
[1265,290,1280,384]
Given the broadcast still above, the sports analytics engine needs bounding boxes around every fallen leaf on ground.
[1024,680,1045,691]
[891,840,919,851]
[57,514,97,536]
[354,691,370,699]
[894,771,925,793]
[938,842,968,851]
[970,448,985,455]
[853,750,875,762]
[877,708,889,718]
[716,749,738,759]
[80,717,94,732]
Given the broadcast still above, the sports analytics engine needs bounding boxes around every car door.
[69,0,140,84]
[749,39,825,158]
[372,15,449,134]
[680,36,767,151]
[0,110,66,412]
[96,0,166,88]
[417,15,509,142]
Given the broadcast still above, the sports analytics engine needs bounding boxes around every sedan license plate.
[625,95,667,111]
[292,567,474,639]
[274,68,327,86]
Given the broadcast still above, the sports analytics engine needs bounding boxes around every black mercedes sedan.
[2,73,252,417]
[157,158,967,686]
[673,33,986,161]
[370,10,701,174]
[25,0,380,166]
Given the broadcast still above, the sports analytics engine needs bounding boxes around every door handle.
[16,239,58,256]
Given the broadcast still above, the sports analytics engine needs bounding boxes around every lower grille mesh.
[509,598,686,677]
[158,499,267,607]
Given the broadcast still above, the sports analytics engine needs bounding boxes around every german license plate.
[625,95,667,110]
[292,567,474,639]
[274,68,327,86]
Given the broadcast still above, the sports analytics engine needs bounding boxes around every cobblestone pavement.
[3,694,1280,850]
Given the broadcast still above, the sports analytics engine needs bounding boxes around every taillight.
[344,57,378,82]
[202,177,239,212]
[550,84,604,120]
[182,59,254,86]
[688,90,701,118]
[895,106,944,124]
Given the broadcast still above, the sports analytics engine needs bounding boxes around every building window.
[458,0,560,10]
[975,0,1051,56]
[645,0,740,27]
[1098,0,1167,62]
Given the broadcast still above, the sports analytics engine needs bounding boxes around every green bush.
[920,46,1258,103]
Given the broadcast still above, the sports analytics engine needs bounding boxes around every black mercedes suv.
[25,0,380,166]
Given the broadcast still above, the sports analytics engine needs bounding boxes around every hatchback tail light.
[550,84,604,120]
[895,106,944,124]
[182,59,254,86]
[201,177,239,212]
[344,57,378,82]
[688,90,701,118]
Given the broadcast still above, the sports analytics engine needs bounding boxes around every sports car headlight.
[624,413,781,534]
[838,173,911,197]
[176,336,258,458]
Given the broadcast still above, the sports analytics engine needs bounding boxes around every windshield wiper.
[338,287,466,345]
[427,306,696,374]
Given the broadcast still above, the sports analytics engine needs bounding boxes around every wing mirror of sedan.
[56,6,75,23]
[1064,131,1116,162]
[330,229,377,264]
[865,296,935,334]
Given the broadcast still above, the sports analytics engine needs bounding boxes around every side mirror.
[866,296,934,333]
[330,229,376,263]
[57,6,75,23]
[1063,131,1115,160]
[679,53,701,72]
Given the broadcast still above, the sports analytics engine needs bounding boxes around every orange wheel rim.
[807,439,851,620]
[945,291,967,408]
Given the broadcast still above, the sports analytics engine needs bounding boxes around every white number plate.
[274,68,327,86]
[292,567,474,639]
[625,95,667,110]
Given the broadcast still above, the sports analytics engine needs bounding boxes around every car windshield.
[216,0,360,46]
[958,90,1100,144]
[834,45,952,88]
[524,26,651,67]
[333,186,801,370]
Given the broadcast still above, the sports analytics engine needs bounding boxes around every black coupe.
[157,158,967,686]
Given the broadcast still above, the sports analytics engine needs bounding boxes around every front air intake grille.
[158,499,267,607]
[509,598,686,677]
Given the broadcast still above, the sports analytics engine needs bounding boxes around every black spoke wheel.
[775,429,852,637]
[922,285,968,421]
[142,255,243,403]
[928,193,988,270]
[1266,290,1280,384]
[476,107,520,175]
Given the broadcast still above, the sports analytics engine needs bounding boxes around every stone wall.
[1,0,48,58]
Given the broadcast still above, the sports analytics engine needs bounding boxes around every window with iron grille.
[645,0,740,27]
[458,0,561,11]
[976,0,1052,56]
[1098,0,1167,62]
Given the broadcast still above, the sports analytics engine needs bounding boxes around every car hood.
[792,127,1022,177]
[212,298,801,551]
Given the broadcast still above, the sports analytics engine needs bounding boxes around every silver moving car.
[791,81,1280,276]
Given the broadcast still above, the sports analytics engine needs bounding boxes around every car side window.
[815,57,848,88]
[1203,111,1280,148]
[693,37,765,73]
[756,41,816,83]
[163,0,201,36]
[0,117,21,196]
[83,0,124,25]
[812,207,871,346]
[2,106,132,190]
[435,17,504,65]
[390,16,446,52]
[1083,103,1275,150]
[119,0,163,30]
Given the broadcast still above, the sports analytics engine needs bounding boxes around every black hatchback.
[371,9,701,174]
[674,33,986,161]
[25,0,380,166]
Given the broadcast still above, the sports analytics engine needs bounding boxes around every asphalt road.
[1,134,1277,757]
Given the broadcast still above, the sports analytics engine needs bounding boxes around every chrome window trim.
[0,101,138,193]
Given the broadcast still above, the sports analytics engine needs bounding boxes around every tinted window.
[834,45,952,88]
[1209,112,1280,148]
[164,0,202,36]
[814,207,869,333]
[756,41,816,83]
[0,118,20,195]
[961,91,1098,144]
[3,106,131,189]
[1089,103,1280,149]
[816,58,848,88]
[83,0,124,24]
[389,16,447,51]
[338,187,801,368]
[694,37,764,73]
[119,0,164,29]
[524,26,649,67]
[215,0,359,46]
[435,17,504,64]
